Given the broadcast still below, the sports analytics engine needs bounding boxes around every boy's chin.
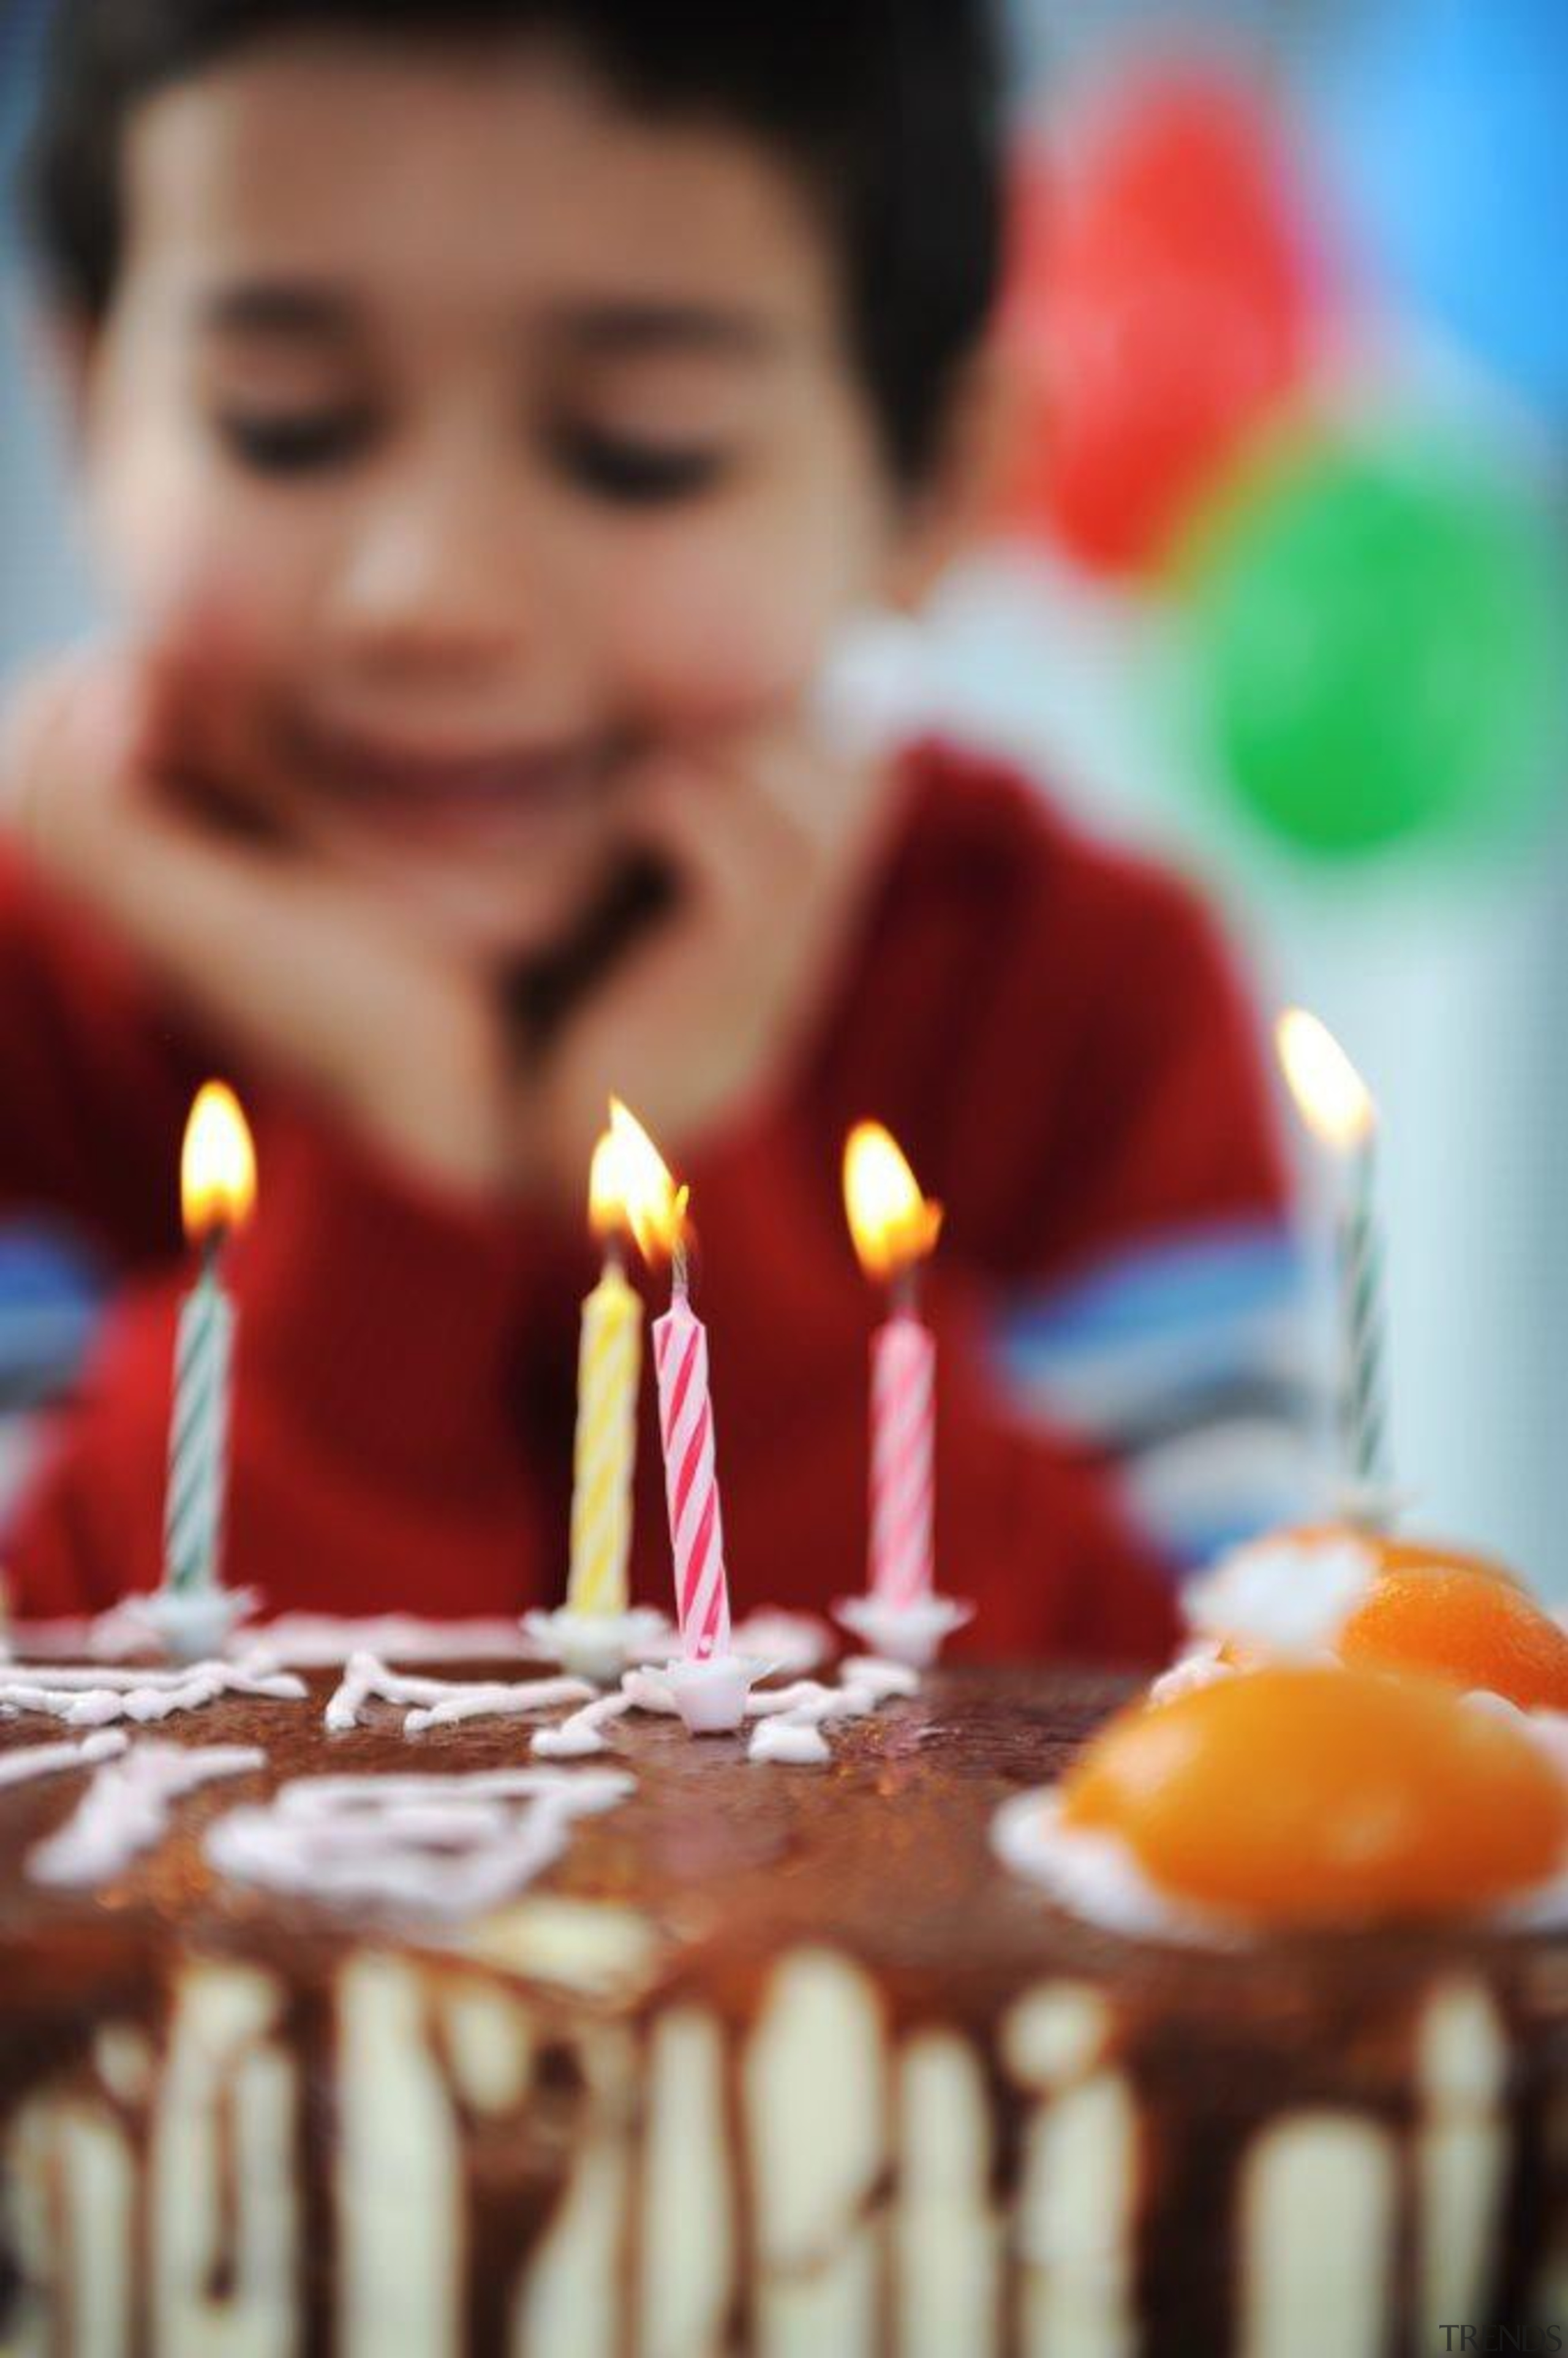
[332,836,608,967]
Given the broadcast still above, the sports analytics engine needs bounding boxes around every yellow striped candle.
[565,1130,644,1617]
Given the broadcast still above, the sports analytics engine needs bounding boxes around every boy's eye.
[216,409,374,476]
[554,426,725,506]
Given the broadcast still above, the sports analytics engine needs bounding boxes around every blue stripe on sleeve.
[998,1219,1308,1358]
[0,1226,107,1400]
[992,1217,1314,1434]
[988,1217,1323,1575]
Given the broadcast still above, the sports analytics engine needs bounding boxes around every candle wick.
[604,1234,626,1280]
[891,1264,919,1320]
[673,1239,690,1301]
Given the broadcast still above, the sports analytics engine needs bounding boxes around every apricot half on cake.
[1060,1666,1568,1924]
[1338,1565,1568,1711]
[1182,1523,1541,1692]
[1373,1532,1523,1587]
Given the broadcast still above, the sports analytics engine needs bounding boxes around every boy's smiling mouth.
[284,714,625,839]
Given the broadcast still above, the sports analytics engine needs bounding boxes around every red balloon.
[999,72,1317,576]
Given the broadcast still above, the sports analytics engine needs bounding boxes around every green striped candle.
[1340,1136,1389,1497]
[164,1245,236,1593]
[161,1084,255,1598]
[1276,1010,1389,1519]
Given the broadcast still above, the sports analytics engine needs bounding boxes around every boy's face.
[75,36,935,960]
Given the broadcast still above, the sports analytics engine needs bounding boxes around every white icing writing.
[324,1647,917,1769]
[206,1764,632,1918]
[0,1660,307,1729]
[532,1692,637,1759]
[242,1614,538,1669]
[28,1740,265,1886]
[323,1653,593,1735]
[743,1658,921,1767]
[0,1730,129,1790]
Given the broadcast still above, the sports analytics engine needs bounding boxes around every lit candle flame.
[1275,1010,1376,1153]
[843,1121,943,1285]
[587,1128,630,1246]
[609,1098,687,1268]
[181,1082,257,1246]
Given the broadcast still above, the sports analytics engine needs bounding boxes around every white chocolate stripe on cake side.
[4,2099,138,2358]
[334,1949,645,2358]
[744,1949,888,2358]
[1417,1978,1511,2340]
[0,1942,1542,2354]
[2,1962,297,2358]
[337,1954,462,2358]
[896,2031,1001,2358]
[513,2024,637,2358]
[638,2010,736,2358]
[152,1964,298,2358]
[1239,2113,1399,2358]
[1003,1983,1138,2358]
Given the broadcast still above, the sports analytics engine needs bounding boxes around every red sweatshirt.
[0,741,1294,1665]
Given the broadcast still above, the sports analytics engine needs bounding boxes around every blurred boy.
[0,0,1302,1657]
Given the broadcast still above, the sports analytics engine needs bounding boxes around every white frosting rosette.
[1153,1529,1381,1702]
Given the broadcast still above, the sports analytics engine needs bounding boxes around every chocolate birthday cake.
[0,1637,1565,2357]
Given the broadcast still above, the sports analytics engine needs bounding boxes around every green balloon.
[1185,436,1566,862]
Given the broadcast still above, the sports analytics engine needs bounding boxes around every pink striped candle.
[609,1100,735,1666]
[654,1249,732,1663]
[843,1123,944,1608]
[870,1306,935,1606]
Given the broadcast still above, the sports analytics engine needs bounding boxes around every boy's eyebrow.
[193,285,783,358]
[546,300,782,360]
[195,283,356,341]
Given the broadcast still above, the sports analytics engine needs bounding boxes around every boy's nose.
[331,463,528,676]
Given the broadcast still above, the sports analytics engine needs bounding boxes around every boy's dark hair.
[24,0,1003,484]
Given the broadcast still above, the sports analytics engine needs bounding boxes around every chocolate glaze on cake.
[0,1664,1563,2356]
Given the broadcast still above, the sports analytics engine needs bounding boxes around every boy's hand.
[532,721,892,1197]
[2,651,895,1207]
[2,647,511,1198]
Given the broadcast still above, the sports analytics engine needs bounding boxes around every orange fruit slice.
[1340,1565,1568,1709]
[1250,1521,1520,1587]
[1062,1665,1567,1922]
[1373,1534,1523,1588]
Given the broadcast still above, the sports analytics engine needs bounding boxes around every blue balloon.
[1314,0,1568,420]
